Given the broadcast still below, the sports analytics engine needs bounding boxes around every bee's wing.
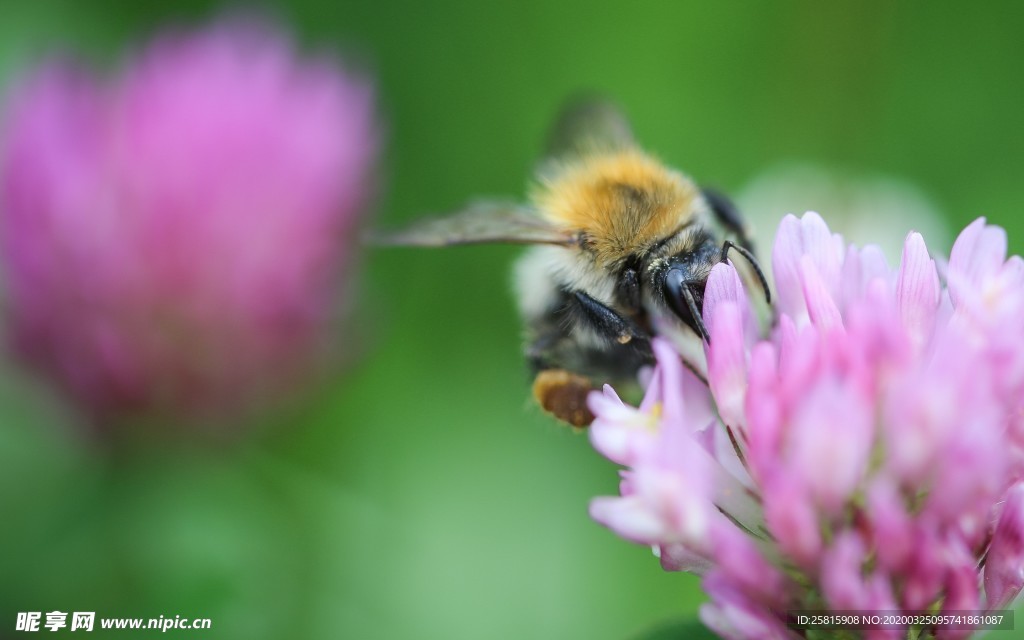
[369,201,577,247]
[544,97,636,162]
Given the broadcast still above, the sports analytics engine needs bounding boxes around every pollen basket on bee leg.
[532,369,596,428]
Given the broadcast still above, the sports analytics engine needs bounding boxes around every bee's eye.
[663,267,710,343]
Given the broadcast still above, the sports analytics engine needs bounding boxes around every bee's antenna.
[681,286,711,344]
[721,240,772,304]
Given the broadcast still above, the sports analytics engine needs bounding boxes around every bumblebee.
[375,101,769,426]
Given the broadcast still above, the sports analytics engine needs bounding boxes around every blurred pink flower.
[0,22,376,427]
[590,213,1024,639]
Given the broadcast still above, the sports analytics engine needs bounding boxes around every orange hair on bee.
[530,149,699,267]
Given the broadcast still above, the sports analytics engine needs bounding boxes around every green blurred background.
[1,2,1023,639]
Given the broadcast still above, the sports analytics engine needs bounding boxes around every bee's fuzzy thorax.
[530,149,699,267]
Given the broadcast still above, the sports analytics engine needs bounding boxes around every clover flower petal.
[590,213,1024,638]
[0,22,376,428]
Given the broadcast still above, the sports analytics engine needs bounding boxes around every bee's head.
[648,237,721,343]
[647,234,771,343]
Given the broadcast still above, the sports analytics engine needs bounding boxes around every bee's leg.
[568,291,651,349]
[525,293,650,427]
[524,330,597,427]
[702,188,755,251]
[523,314,597,427]
[524,327,563,374]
